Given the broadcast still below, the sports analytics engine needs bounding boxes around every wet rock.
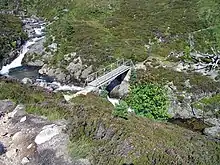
[203,126,220,139]
[27,59,44,66]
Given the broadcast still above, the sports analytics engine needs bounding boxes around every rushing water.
[0,18,85,92]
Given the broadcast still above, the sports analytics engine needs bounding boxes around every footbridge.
[85,59,134,88]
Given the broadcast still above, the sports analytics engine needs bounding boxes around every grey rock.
[64,52,76,62]
[38,64,49,75]
[110,81,129,99]
[48,43,57,52]
[66,57,82,78]
[12,131,24,145]
[203,126,220,139]
[22,78,33,84]
[0,100,15,113]
[56,72,67,82]
[27,37,46,55]
[6,149,18,159]
[81,65,93,79]
[35,124,61,145]
[75,159,91,165]
[8,104,26,118]
[204,118,220,126]
[27,59,44,66]
[21,157,30,165]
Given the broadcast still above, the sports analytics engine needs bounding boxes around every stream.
[0,17,84,92]
[0,17,212,135]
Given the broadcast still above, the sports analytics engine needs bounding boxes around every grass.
[5,0,218,71]
[68,136,93,160]
[136,65,220,95]
[0,78,67,120]
[0,79,220,164]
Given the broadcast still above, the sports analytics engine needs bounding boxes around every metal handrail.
[84,58,133,87]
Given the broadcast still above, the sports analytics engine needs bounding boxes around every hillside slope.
[0,78,219,164]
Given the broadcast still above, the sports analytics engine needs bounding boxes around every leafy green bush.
[112,100,128,119]
[126,83,170,120]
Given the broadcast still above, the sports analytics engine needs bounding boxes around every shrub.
[112,100,128,119]
[126,83,170,120]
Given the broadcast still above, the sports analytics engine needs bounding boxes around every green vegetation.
[194,94,220,118]
[137,65,220,94]
[112,100,128,119]
[68,136,93,159]
[0,78,67,120]
[126,83,170,120]
[0,79,220,164]
[2,0,217,69]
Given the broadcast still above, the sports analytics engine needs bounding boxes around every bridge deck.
[88,65,131,87]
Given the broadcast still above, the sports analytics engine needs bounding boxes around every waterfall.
[0,23,45,75]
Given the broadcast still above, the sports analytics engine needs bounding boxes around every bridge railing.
[84,59,133,86]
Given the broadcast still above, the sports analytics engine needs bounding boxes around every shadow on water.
[8,65,54,82]
[168,117,213,133]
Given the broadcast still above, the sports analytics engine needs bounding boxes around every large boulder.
[66,57,82,79]
[27,37,46,55]
[203,126,220,139]
[0,100,15,113]
[110,81,129,99]
[81,65,93,79]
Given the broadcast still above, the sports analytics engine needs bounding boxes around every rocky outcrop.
[38,53,93,84]
[203,126,220,139]
[109,81,129,99]
[109,70,131,98]
[0,100,78,165]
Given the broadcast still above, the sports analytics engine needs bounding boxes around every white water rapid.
[0,26,45,75]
